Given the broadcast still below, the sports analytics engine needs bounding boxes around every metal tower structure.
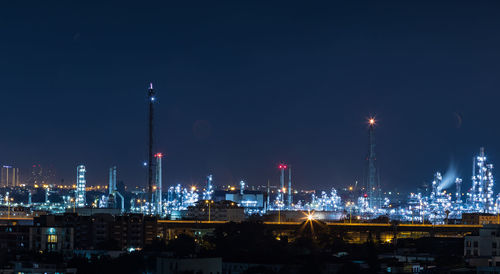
[75,165,86,208]
[469,147,495,213]
[467,156,477,206]
[240,180,245,195]
[455,178,462,203]
[147,83,156,214]
[155,153,163,215]
[45,185,50,203]
[204,174,213,200]
[108,166,124,212]
[431,172,442,203]
[366,117,381,209]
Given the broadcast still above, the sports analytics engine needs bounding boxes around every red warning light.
[364,194,368,198]
[155,153,163,158]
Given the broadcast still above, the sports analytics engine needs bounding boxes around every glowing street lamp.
[205,200,214,222]
[306,211,315,221]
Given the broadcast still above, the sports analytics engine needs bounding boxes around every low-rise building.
[111,214,159,250]
[225,191,265,209]
[184,201,245,222]
[465,224,500,267]
[29,227,73,252]
[462,213,500,225]
[157,257,222,274]
[1,261,77,274]
[71,207,121,216]
[0,226,29,252]
[34,213,158,250]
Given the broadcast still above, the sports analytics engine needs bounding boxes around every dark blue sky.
[1,1,500,193]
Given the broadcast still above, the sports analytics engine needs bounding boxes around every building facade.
[462,213,500,225]
[0,226,29,252]
[34,213,158,250]
[465,225,500,267]
[184,200,245,222]
[29,227,74,252]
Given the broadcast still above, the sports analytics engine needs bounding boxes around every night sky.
[1,1,500,193]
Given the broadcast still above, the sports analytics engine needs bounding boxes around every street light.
[205,200,214,222]
[306,211,315,221]
[6,194,10,219]
[346,202,353,224]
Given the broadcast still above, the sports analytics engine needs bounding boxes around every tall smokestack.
[288,166,292,208]
[266,179,270,211]
[366,117,380,209]
[155,153,163,215]
[109,167,113,195]
[278,164,287,207]
[109,166,117,196]
[147,83,155,214]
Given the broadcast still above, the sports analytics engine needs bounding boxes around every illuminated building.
[1,165,20,187]
[75,165,86,208]
[225,189,265,209]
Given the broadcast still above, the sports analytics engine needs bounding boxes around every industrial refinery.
[3,2,500,272]
[0,84,498,227]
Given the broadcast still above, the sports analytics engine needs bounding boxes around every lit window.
[47,235,57,243]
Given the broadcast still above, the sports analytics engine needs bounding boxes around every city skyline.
[1,1,500,192]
